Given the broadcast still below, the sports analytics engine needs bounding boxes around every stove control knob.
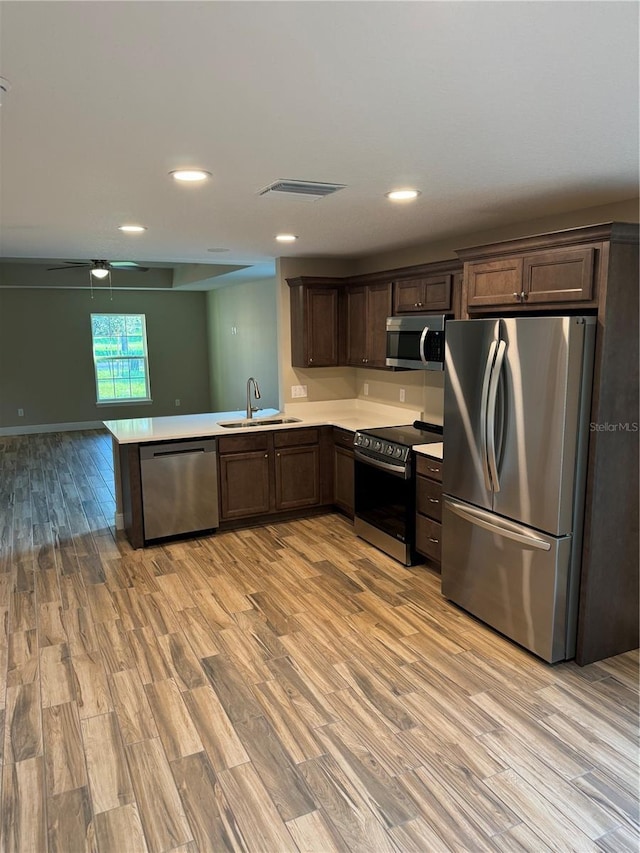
[363,437,370,447]
[395,447,403,458]
[374,440,382,451]
[386,444,394,455]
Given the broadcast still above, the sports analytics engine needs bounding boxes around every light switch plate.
[400,388,406,402]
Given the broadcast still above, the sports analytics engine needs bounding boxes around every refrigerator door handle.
[486,339,507,493]
[480,340,498,492]
[419,325,430,366]
[446,499,552,551]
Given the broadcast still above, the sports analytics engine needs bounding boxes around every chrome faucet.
[246,376,261,419]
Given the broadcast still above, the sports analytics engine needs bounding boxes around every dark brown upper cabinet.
[287,277,341,367]
[393,273,453,314]
[345,281,392,368]
[459,234,601,311]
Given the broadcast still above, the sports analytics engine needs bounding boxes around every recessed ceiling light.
[275,234,298,243]
[170,169,211,183]
[118,224,147,233]
[386,189,421,201]
[207,247,229,253]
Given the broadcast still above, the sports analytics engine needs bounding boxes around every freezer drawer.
[441,497,574,663]
[140,439,219,541]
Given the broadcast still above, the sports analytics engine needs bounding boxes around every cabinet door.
[366,281,393,367]
[524,247,595,304]
[275,446,320,510]
[219,451,270,519]
[393,279,425,313]
[345,286,367,366]
[333,445,354,517]
[466,257,524,307]
[393,276,452,313]
[307,287,339,366]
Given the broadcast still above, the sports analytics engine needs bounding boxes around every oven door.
[354,451,415,565]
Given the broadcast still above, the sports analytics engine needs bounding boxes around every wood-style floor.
[0,430,638,853]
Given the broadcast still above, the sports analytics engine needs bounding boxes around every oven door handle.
[354,448,410,479]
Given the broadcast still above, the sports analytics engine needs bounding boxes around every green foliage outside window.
[90,314,151,403]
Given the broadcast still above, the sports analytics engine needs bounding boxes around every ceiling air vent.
[258,179,346,201]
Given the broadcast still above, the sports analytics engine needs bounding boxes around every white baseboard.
[0,420,105,436]
[115,512,125,530]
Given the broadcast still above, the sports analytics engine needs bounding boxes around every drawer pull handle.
[428,537,440,544]
[428,498,439,504]
[427,466,439,473]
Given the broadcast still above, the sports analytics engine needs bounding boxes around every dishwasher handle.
[140,439,217,461]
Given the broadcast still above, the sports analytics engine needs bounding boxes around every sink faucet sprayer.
[246,377,261,419]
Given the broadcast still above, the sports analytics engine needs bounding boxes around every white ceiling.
[0,1,638,288]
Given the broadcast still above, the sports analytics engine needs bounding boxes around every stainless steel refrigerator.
[442,316,596,663]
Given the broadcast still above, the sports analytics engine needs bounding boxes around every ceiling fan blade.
[109,262,150,272]
[47,263,90,271]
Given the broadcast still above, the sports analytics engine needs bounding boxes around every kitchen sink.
[218,417,302,428]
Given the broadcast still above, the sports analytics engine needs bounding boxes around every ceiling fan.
[47,259,150,278]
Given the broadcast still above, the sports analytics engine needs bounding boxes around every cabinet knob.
[521,290,527,301]
[276,452,280,457]
[264,454,268,458]
[512,292,520,301]
[414,302,419,307]
[309,358,314,364]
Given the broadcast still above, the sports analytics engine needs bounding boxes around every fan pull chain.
[89,268,94,299]
[108,268,113,300]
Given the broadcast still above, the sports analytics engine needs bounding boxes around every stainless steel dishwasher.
[140,439,219,540]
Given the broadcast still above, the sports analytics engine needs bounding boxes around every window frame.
[90,312,152,405]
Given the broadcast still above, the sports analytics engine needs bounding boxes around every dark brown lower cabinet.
[332,428,354,518]
[275,445,320,510]
[219,450,270,519]
[218,427,330,524]
[415,454,443,567]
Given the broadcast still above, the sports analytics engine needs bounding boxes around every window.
[90,314,151,403]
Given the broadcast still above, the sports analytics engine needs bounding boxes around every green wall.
[0,288,212,429]
[206,278,279,413]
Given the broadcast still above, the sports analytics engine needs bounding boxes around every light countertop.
[103,399,429,445]
[414,442,444,461]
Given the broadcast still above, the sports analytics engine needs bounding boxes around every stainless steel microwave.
[386,314,447,370]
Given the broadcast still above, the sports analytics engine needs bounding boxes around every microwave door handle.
[480,340,497,492]
[419,326,430,366]
[486,339,506,493]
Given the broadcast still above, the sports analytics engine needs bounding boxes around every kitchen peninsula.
[104,398,429,549]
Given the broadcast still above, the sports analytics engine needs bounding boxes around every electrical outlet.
[399,388,406,403]
[18,408,24,417]
[364,383,369,396]
[231,326,238,335]
[291,385,308,398]
[175,399,181,407]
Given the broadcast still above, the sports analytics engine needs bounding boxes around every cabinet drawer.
[416,515,442,563]
[416,455,443,482]
[416,476,442,522]
[218,433,269,454]
[333,427,355,449]
[274,427,319,448]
